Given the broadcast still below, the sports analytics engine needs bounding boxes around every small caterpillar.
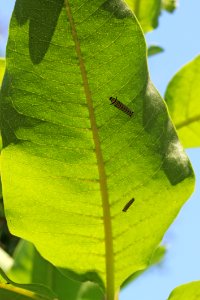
[122,198,135,212]
[109,97,134,117]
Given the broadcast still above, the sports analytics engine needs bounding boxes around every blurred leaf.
[0,58,5,198]
[7,240,34,283]
[76,282,103,300]
[0,59,5,86]
[121,245,166,288]
[125,0,162,32]
[0,268,58,300]
[165,55,200,148]
[8,240,82,300]
[148,45,164,57]
[167,281,200,300]
[1,0,194,298]
[8,239,104,300]
[162,0,178,13]
[0,284,54,300]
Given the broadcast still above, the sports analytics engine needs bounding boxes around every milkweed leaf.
[0,0,194,298]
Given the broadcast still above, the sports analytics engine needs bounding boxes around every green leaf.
[0,269,58,300]
[0,284,53,300]
[165,55,200,148]
[76,282,103,300]
[8,240,84,300]
[125,0,162,32]
[0,58,6,86]
[148,45,164,57]
[0,0,194,299]
[162,0,178,13]
[167,281,200,300]
[7,240,34,283]
[0,58,5,197]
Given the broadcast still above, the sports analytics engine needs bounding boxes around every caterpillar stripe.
[122,198,135,212]
[109,97,134,117]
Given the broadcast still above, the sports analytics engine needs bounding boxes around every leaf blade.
[0,0,194,296]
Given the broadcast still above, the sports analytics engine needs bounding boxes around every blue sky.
[0,1,200,300]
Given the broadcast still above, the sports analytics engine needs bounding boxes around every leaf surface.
[167,281,200,300]
[0,0,194,298]
[165,55,200,148]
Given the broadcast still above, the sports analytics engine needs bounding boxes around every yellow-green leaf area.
[168,281,200,300]
[0,58,6,85]
[0,0,194,298]
[165,55,200,148]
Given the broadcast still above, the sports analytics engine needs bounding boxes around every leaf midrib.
[64,1,114,298]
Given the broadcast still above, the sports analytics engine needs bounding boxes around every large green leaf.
[167,281,200,300]
[165,55,200,148]
[0,0,194,299]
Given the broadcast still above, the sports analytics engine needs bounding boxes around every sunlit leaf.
[0,58,5,86]
[167,281,200,300]
[0,0,194,298]
[165,55,200,148]
[0,58,5,197]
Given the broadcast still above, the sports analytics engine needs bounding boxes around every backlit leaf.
[0,0,194,298]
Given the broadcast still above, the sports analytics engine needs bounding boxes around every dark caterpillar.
[109,97,134,117]
[122,198,135,212]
